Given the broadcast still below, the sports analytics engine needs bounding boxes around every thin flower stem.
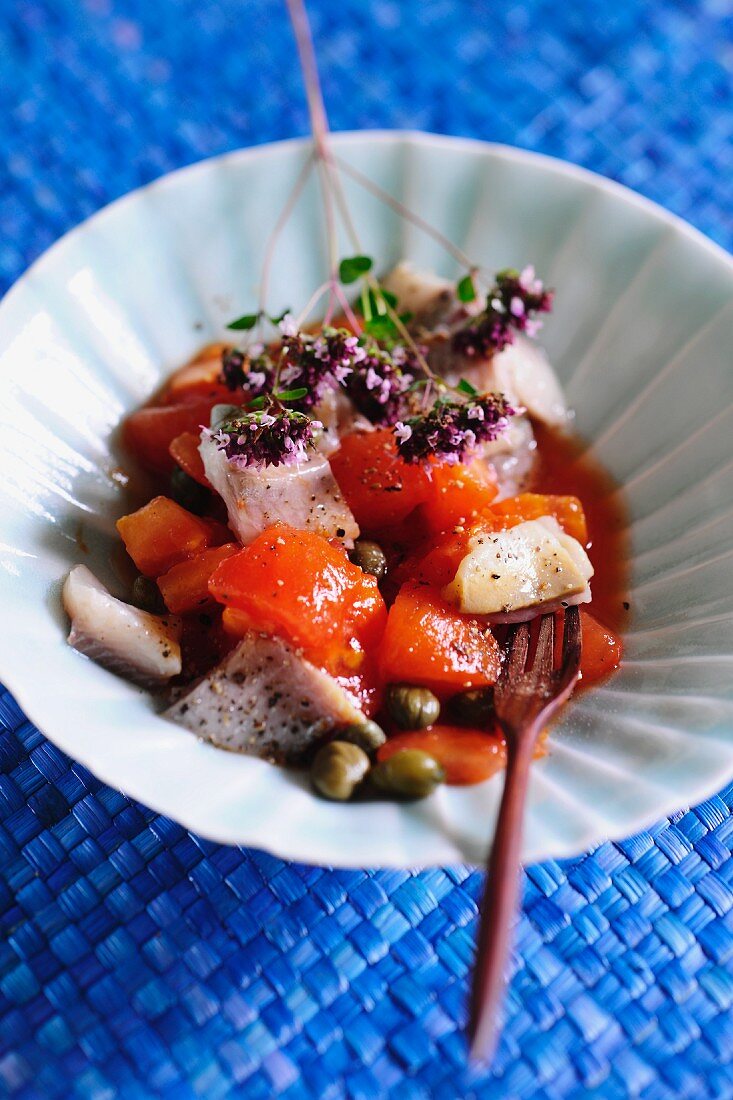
[333,153,480,274]
[295,280,334,329]
[333,283,361,333]
[259,150,316,318]
[286,0,341,316]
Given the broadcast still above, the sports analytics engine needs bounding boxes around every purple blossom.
[221,348,275,396]
[278,327,364,409]
[453,267,554,359]
[345,342,424,426]
[395,393,515,465]
[207,408,321,469]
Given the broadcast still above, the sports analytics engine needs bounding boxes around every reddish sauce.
[531,421,629,634]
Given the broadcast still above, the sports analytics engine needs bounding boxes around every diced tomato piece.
[330,429,432,533]
[122,399,216,475]
[157,544,239,614]
[378,726,507,785]
[198,517,233,546]
[209,525,387,674]
[380,580,501,691]
[393,529,472,589]
[579,609,623,685]
[117,496,216,577]
[488,493,588,545]
[421,460,498,534]
[159,347,226,404]
[169,431,211,487]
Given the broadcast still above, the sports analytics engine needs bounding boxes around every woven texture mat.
[1,1,733,1096]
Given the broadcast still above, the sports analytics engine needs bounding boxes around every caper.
[131,574,166,614]
[170,466,210,515]
[386,684,441,729]
[310,741,370,801]
[449,687,495,726]
[340,720,387,754]
[371,749,445,800]
[348,539,387,583]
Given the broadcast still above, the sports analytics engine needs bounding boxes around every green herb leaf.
[268,309,291,325]
[227,312,261,331]
[457,274,477,303]
[457,377,478,396]
[365,316,398,341]
[339,255,373,284]
[276,387,308,403]
[247,395,267,410]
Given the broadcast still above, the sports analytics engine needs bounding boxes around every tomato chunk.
[580,609,623,685]
[378,727,507,785]
[117,496,216,577]
[159,346,226,404]
[209,525,387,674]
[169,431,210,487]
[488,493,588,545]
[380,580,501,691]
[122,398,216,475]
[157,543,239,613]
[330,429,432,532]
[421,460,498,535]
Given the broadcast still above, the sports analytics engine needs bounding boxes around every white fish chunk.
[435,333,569,429]
[200,433,360,547]
[63,565,182,686]
[313,388,373,456]
[382,262,466,329]
[444,516,593,622]
[165,632,364,763]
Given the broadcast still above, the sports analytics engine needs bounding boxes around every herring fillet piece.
[200,433,359,547]
[165,633,364,763]
[63,565,182,686]
[444,516,594,622]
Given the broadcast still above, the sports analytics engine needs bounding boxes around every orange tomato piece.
[378,726,507,785]
[421,460,498,535]
[159,346,226,403]
[330,428,432,532]
[117,496,216,577]
[122,398,217,475]
[209,525,387,674]
[379,580,501,691]
[488,493,588,545]
[157,543,239,614]
[394,529,472,589]
[169,431,210,487]
[579,609,623,685]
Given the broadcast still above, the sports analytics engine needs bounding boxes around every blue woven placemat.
[1,1,733,1096]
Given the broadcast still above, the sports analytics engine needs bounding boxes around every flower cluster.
[221,347,275,396]
[278,326,363,409]
[345,342,423,426]
[394,393,515,465]
[207,406,321,469]
[452,266,554,359]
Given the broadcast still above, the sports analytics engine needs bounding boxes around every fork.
[468,607,582,1063]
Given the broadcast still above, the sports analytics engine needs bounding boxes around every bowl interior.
[1,132,732,867]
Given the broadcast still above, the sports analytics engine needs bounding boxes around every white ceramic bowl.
[1,132,732,867]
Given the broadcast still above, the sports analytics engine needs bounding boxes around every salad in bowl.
[62,256,627,802]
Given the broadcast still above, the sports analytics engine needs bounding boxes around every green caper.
[371,749,445,800]
[339,720,387,754]
[449,687,495,726]
[348,539,387,583]
[386,684,441,730]
[310,741,371,801]
[131,574,166,614]
[170,466,210,515]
